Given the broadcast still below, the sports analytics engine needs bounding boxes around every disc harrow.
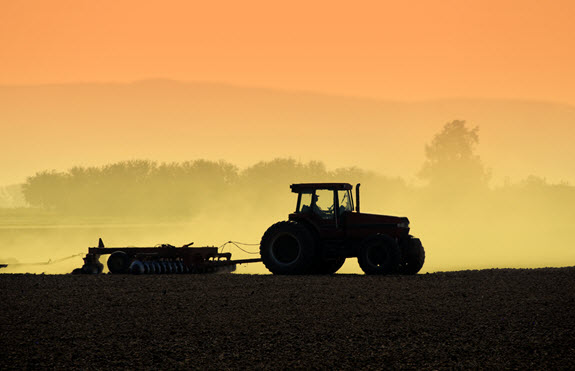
[72,238,261,275]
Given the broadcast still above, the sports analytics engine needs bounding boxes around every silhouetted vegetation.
[21,160,235,218]
[419,120,490,190]
[14,120,574,224]
[19,158,408,219]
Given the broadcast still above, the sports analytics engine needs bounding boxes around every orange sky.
[1,0,574,103]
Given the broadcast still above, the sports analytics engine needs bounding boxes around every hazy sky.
[1,1,574,103]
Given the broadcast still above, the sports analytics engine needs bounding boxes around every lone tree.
[419,120,489,189]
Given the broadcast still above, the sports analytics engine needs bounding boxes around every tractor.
[260,183,425,275]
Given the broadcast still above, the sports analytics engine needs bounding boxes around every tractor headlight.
[398,222,410,228]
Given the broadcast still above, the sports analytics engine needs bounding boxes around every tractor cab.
[289,182,410,240]
[291,183,355,227]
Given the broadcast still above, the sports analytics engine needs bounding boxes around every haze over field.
[1,1,574,275]
[1,81,575,186]
[1,121,574,274]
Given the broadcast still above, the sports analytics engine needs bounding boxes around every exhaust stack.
[356,183,361,213]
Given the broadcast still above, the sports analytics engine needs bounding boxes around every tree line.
[20,121,575,220]
[21,158,406,218]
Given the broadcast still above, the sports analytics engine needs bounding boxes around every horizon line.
[1,78,573,107]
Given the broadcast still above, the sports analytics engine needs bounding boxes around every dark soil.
[1,268,574,369]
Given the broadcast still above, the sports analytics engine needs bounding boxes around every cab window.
[338,190,353,215]
[299,189,335,220]
[299,192,313,213]
[315,189,334,218]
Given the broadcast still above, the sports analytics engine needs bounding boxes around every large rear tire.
[358,234,401,275]
[398,237,425,275]
[260,221,316,275]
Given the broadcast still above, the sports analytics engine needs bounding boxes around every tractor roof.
[290,183,353,192]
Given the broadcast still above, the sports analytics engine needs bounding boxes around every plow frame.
[75,239,261,274]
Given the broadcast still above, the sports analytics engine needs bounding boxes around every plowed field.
[1,268,574,369]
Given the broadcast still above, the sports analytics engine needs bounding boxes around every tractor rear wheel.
[260,221,316,274]
[310,256,346,275]
[358,234,401,275]
[398,237,425,275]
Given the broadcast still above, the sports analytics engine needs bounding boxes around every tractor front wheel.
[260,221,316,275]
[358,234,401,275]
[398,237,425,275]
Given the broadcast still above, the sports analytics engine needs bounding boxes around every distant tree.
[22,170,67,209]
[419,120,490,189]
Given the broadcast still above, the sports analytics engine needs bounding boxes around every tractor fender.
[288,215,321,238]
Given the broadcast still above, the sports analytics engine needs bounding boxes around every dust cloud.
[1,121,574,274]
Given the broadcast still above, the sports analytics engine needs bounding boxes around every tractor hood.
[350,212,409,227]
[345,212,410,238]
